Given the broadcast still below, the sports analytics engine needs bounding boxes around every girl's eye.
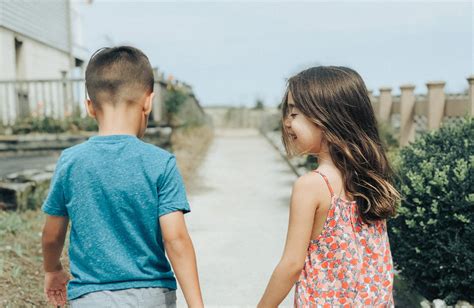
[290,113,297,118]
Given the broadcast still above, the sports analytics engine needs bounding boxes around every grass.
[0,210,69,307]
[171,125,214,193]
[0,125,213,307]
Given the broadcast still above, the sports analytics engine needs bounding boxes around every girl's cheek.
[291,119,302,132]
[293,121,308,139]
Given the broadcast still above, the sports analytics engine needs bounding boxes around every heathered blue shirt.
[41,134,190,300]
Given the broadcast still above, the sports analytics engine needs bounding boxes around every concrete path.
[0,152,59,178]
[177,129,297,307]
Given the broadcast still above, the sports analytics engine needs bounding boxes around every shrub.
[11,116,66,134]
[253,99,264,110]
[304,155,318,170]
[378,121,399,150]
[6,110,97,135]
[389,117,474,304]
[164,87,187,116]
[65,106,98,132]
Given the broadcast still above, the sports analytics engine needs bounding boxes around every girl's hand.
[258,172,324,306]
[44,270,69,306]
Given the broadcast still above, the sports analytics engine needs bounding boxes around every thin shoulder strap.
[313,170,335,197]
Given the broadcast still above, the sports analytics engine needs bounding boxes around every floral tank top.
[294,170,394,307]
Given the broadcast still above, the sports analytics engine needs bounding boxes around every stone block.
[0,169,53,211]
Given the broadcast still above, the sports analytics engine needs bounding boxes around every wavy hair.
[281,66,399,223]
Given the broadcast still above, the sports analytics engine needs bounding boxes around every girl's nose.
[284,116,291,128]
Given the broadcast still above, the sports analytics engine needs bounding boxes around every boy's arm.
[42,215,70,306]
[160,211,203,308]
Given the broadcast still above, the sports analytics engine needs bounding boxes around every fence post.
[399,84,416,146]
[426,81,446,130]
[368,89,373,100]
[467,75,474,116]
[61,71,68,119]
[151,67,162,123]
[152,67,158,78]
[368,89,374,104]
[378,87,392,122]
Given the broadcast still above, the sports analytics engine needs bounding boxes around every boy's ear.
[144,92,155,115]
[85,99,96,118]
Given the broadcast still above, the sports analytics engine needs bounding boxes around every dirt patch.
[0,209,70,307]
[171,126,214,193]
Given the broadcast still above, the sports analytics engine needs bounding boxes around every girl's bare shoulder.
[291,171,330,209]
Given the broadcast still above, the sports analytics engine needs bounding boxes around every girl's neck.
[315,142,336,170]
[317,155,336,170]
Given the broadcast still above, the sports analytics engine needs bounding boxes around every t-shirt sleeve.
[157,155,191,217]
[41,155,68,217]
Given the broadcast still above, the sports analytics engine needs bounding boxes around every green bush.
[6,109,97,134]
[164,87,187,115]
[64,115,98,132]
[304,155,318,170]
[11,116,66,134]
[253,99,265,110]
[378,122,399,150]
[389,117,474,304]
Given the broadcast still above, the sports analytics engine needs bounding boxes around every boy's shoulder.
[60,138,173,163]
[53,141,89,168]
[136,139,173,158]
[61,140,89,157]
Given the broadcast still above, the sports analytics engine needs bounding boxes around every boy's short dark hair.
[85,46,154,108]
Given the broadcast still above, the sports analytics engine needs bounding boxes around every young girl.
[258,66,400,307]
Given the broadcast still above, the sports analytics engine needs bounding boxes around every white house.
[0,0,87,80]
[0,0,88,124]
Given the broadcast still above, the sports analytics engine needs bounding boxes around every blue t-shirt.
[41,134,190,300]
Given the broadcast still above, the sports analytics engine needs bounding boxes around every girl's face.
[284,91,325,155]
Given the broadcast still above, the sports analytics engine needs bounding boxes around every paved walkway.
[0,152,59,178]
[177,129,297,307]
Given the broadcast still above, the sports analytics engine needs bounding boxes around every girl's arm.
[258,173,324,308]
[160,211,204,308]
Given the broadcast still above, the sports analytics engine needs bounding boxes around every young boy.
[41,46,203,307]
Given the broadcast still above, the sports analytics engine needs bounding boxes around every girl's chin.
[294,146,307,156]
[295,144,316,156]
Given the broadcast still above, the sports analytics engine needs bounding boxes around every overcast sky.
[80,1,473,106]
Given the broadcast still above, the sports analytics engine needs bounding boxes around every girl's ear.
[321,133,330,149]
[144,92,155,115]
[85,99,96,118]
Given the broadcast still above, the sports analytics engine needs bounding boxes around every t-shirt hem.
[67,279,177,300]
[158,201,191,217]
[42,204,68,217]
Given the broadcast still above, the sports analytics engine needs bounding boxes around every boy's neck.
[95,104,143,137]
[96,129,138,137]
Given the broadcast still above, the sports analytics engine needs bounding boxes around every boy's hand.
[44,270,69,306]
[160,211,204,307]
[42,215,69,305]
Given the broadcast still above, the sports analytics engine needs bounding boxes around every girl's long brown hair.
[282,66,399,223]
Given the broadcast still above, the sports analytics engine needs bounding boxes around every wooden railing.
[371,76,473,145]
[0,73,206,127]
